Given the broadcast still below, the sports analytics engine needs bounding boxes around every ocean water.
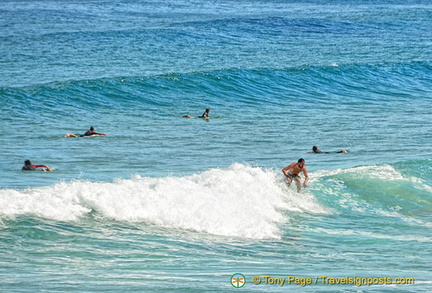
[1,0,431,292]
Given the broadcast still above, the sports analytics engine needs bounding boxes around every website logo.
[231,273,246,288]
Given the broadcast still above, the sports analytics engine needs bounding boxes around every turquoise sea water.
[1,0,431,292]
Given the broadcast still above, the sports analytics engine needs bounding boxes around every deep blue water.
[1,0,431,292]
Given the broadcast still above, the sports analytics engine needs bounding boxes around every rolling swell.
[2,60,430,111]
[2,1,432,291]
[1,61,431,190]
[313,161,432,214]
[1,160,430,240]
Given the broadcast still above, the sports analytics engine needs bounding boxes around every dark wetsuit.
[80,131,101,137]
[199,111,210,118]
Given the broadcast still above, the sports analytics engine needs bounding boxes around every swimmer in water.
[22,160,52,172]
[308,145,347,154]
[65,126,106,137]
[182,108,210,119]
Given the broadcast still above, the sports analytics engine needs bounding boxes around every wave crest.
[0,164,327,239]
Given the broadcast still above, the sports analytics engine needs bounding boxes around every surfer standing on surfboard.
[282,158,309,193]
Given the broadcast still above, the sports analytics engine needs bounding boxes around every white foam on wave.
[0,163,327,239]
[312,227,432,243]
[312,164,406,182]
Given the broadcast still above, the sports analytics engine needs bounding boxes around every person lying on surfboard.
[65,126,107,137]
[308,145,347,154]
[182,108,210,119]
[22,159,52,172]
[282,158,309,193]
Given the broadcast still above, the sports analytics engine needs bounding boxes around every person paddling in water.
[308,145,347,154]
[182,108,210,119]
[80,126,106,137]
[198,108,210,119]
[282,158,309,192]
[65,126,107,137]
[22,160,52,172]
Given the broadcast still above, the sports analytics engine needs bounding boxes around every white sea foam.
[312,227,432,243]
[312,164,406,182]
[0,164,327,239]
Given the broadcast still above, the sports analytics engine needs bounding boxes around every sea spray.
[0,164,327,239]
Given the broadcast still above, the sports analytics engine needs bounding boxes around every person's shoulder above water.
[308,145,324,153]
[22,159,53,172]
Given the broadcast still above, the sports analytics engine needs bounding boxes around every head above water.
[90,126,95,131]
[24,159,32,166]
[297,158,305,166]
[312,145,321,153]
